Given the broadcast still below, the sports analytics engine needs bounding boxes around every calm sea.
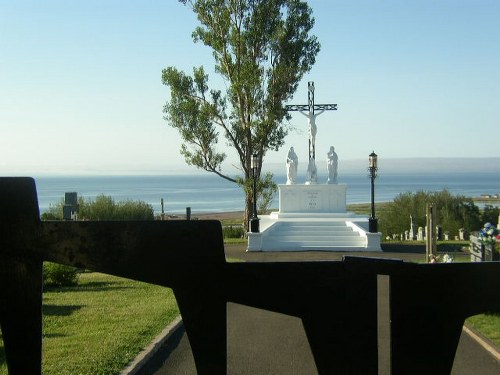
[33,172,500,215]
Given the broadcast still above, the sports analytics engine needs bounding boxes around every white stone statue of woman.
[326,146,338,184]
[286,147,298,185]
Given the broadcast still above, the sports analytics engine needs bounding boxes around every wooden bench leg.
[1,258,43,375]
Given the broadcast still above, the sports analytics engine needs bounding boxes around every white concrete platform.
[248,213,382,252]
[248,184,382,252]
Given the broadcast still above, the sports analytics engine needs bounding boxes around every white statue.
[286,147,298,185]
[326,146,338,184]
[306,157,317,184]
[300,110,324,159]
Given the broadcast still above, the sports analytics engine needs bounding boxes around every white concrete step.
[276,232,360,238]
[262,220,366,250]
[277,234,360,239]
[267,241,366,247]
[284,230,356,234]
[262,242,367,251]
[279,222,347,227]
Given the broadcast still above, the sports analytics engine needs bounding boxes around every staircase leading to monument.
[260,220,366,251]
[247,183,382,252]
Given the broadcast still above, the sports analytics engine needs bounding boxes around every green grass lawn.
[0,272,179,375]
[224,237,247,244]
[466,313,500,348]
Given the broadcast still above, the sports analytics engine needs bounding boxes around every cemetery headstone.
[63,192,78,221]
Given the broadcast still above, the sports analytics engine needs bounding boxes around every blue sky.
[1,0,499,175]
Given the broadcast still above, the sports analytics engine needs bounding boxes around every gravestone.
[63,192,78,220]
[459,228,466,241]
[417,227,424,241]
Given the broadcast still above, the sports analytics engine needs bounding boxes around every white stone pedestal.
[248,183,382,252]
[279,184,347,214]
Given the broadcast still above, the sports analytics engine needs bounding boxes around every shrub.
[42,195,155,221]
[115,200,155,220]
[42,200,65,220]
[43,262,80,288]
[41,211,60,220]
[80,195,115,220]
[223,225,245,239]
[79,195,155,220]
[481,205,500,227]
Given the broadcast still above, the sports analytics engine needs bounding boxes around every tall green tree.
[162,0,320,226]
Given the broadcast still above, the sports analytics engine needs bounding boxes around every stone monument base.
[248,184,382,252]
[279,184,347,214]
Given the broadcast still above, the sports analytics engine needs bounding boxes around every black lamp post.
[250,153,260,233]
[368,151,378,233]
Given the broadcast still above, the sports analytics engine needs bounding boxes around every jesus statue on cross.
[286,81,337,184]
[301,105,325,162]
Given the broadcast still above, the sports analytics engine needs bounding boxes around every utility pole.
[426,204,437,262]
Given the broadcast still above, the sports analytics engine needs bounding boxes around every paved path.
[136,246,500,374]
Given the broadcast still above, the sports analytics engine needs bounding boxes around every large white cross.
[286,81,337,161]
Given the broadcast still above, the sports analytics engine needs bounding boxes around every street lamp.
[368,151,378,233]
[250,153,260,233]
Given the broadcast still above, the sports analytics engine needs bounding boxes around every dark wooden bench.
[1,177,499,374]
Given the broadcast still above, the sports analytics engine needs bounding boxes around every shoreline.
[167,195,500,222]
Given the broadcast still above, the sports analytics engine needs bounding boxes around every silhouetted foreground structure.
[1,177,499,374]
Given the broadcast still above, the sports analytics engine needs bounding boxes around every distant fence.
[1,177,500,375]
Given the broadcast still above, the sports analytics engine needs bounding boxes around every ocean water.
[33,172,500,215]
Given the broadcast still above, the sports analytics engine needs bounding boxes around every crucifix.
[286,81,337,183]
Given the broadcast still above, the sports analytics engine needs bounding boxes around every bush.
[79,195,155,220]
[223,225,245,239]
[43,262,80,288]
[482,205,500,227]
[42,200,65,220]
[42,195,155,221]
[80,195,116,220]
[114,200,155,220]
[41,211,60,220]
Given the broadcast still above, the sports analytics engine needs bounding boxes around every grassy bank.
[466,314,500,348]
[0,272,178,375]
